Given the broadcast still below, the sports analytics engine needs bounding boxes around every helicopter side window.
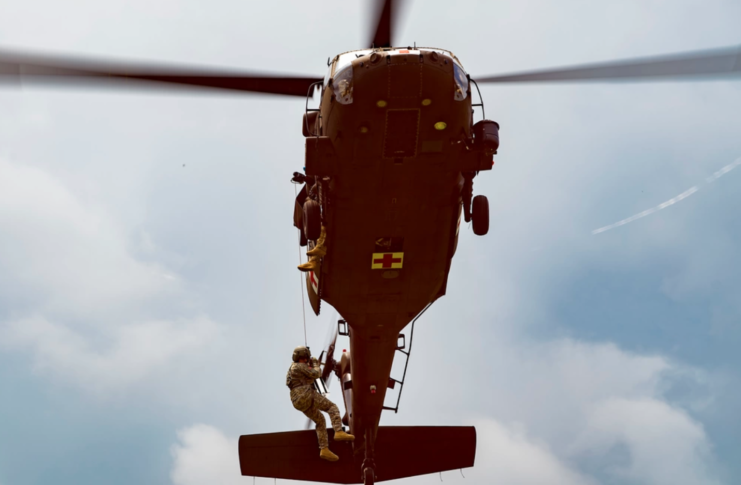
[454,63,468,101]
[333,66,354,105]
[323,65,333,88]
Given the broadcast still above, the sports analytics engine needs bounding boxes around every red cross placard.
[371,252,404,269]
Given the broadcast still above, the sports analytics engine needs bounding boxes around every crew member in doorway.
[286,346,354,461]
[298,225,327,273]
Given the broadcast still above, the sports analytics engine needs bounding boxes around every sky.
[1,1,740,484]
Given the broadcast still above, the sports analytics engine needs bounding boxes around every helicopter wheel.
[303,199,321,241]
[472,195,489,236]
[363,467,375,485]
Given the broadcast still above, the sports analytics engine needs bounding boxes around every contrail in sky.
[592,157,741,235]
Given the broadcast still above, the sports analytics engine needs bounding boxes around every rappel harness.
[285,364,315,390]
[286,363,318,413]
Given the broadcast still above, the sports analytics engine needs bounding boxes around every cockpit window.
[336,50,372,72]
[454,63,469,101]
[325,50,373,88]
[333,66,354,105]
[323,47,467,90]
[323,66,331,88]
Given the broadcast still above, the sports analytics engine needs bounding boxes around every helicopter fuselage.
[302,47,495,462]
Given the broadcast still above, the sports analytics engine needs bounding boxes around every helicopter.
[2,1,740,484]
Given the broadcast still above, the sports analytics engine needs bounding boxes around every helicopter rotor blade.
[370,0,394,48]
[476,45,741,84]
[0,49,322,96]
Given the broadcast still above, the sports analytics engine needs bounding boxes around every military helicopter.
[2,1,740,483]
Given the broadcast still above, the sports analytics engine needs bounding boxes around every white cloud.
[484,339,672,437]
[401,329,724,485]
[0,157,178,317]
[470,419,595,485]
[573,398,722,485]
[171,424,243,485]
[493,340,723,485]
[0,157,222,395]
[0,314,219,394]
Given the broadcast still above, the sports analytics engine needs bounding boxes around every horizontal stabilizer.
[239,426,476,483]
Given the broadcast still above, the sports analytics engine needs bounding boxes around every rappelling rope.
[294,182,308,347]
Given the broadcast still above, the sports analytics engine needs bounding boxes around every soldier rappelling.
[286,346,355,461]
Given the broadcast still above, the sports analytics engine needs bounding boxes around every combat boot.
[306,244,327,258]
[334,430,355,441]
[297,257,320,273]
[307,226,327,257]
[320,448,339,462]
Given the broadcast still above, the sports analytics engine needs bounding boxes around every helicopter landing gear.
[462,172,474,223]
[472,195,489,236]
[462,171,489,235]
[303,199,321,241]
[361,429,377,485]
[363,467,375,485]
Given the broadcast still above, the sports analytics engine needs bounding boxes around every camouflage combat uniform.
[286,361,343,449]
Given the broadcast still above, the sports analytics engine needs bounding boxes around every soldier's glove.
[310,357,320,367]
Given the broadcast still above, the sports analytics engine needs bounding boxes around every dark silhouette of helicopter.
[2,1,740,483]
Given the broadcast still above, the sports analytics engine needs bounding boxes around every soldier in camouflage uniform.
[286,346,355,461]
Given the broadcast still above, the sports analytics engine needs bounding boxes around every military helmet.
[292,346,311,362]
